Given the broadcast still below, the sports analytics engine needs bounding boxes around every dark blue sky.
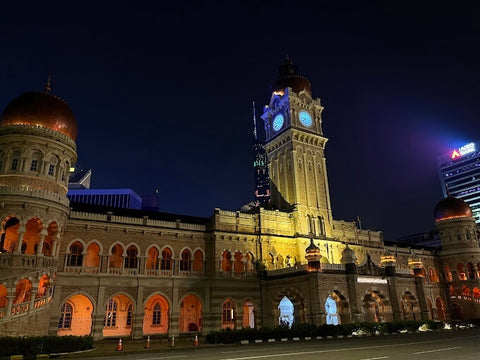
[1,1,480,240]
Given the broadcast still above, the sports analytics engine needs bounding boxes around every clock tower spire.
[262,57,333,237]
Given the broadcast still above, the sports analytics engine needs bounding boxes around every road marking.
[219,337,475,360]
[360,357,388,360]
[135,356,187,360]
[221,347,282,353]
[413,346,461,354]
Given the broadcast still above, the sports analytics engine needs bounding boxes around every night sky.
[2,1,480,241]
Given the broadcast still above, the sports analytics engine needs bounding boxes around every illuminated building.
[0,59,479,339]
[438,141,480,223]
[252,102,270,207]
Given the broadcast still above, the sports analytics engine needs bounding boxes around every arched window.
[444,265,453,282]
[222,299,235,329]
[124,246,138,269]
[30,150,42,172]
[180,249,191,271]
[126,304,133,327]
[161,248,172,270]
[147,247,159,271]
[104,299,118,327]
[10,150,21,171]
[193,250,203,273]
[318,216,326,236]
[222,251,232,272]
[152,303,161,325]
[467,263,475,279]
[58,303,73,329]
[266,253,274,270]
[68,242,84,267]
[234,251,243,273]
[457,263,467,280]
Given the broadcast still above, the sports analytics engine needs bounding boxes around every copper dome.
[0,91,78,140]
[273,57,312,96]
[434,196,473,221]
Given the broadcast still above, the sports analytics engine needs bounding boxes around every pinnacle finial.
[252,100,257,141]
[45,74,52,94]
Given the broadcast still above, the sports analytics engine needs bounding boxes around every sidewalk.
[61,336,216,358]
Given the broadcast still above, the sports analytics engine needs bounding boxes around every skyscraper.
[437,141,480,223]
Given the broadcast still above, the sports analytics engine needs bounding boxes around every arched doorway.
[143,294,169,335]
[435,297,446,320]
[242,300,255,328]
[23,217,43,255]
[179,294,202,332]
[103,294,134,337]
[401,292,420,320]
[450,303,463,320]
[222,299,236,329]
[363,291,387,322]
[278,296,294,327]
[57,294,94,336]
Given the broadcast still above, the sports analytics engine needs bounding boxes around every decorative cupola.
[305,238,322,271]
[341,244,357,264]
[380,249,396,267]
[408,252,424,277]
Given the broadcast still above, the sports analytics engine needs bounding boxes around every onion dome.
[273,56,312,96]
[434,196,473,222]
[380,249,396,267]
[341,244,357,264]
[305,239,321,262]
[0,88,78,140]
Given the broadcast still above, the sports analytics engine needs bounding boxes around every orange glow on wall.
[179,294,202,332]
[143,295,169,335]
[0,285,7,308]
[14,279,32,304]
[57,294,93,336]
[102,294,133,338]
[84,242,100,268]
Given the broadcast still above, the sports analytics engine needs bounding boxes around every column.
[345,263,362,322]
[14,225,25,254]
[132,285,144,339]
[385,266,402,320]
[414,269,430,320]
[92,285,106,340]
[36,229,48,256]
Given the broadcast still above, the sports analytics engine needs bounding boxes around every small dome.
[434,196,473,222]
[0,91,78,140]
[305,239,321,263]
[341,244,357,264]
[273,57,312,96]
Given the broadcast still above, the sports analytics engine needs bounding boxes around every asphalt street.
[76,329,480,360]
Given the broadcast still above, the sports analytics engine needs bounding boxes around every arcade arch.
[179,294,202,332]
[57,294,94,336]
[103,294,134,337]
[242,300,255,328]
[143,294,169,335]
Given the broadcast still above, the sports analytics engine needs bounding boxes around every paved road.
[83,329,480,360]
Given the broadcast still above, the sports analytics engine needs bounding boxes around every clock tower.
[261,57,333,237]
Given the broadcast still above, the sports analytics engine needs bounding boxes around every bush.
[0,335,93,357]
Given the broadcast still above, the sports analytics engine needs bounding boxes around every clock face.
[299,110,312,127]
[273,114,284,132]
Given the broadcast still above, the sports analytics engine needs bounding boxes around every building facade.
[1,60,480,339]
[438,141,480,223]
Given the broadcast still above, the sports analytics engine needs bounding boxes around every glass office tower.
[438,141,480,223]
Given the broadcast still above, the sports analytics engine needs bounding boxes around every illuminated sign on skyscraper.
[438,140,480,224]
[451,142,475,159]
